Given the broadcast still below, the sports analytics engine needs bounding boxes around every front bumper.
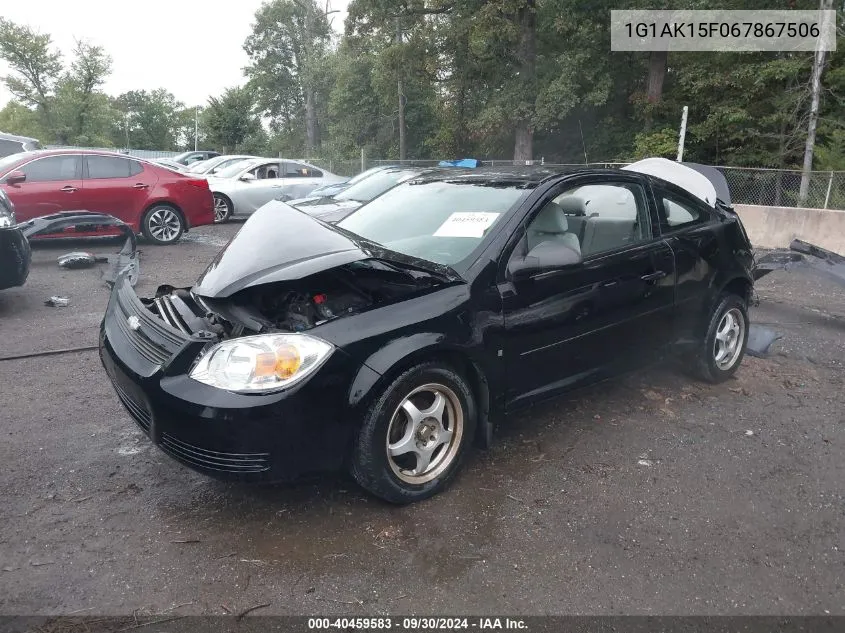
[99,275,371,482]
[0,226,31,290]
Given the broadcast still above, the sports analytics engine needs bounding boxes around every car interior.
[527,184,645,259]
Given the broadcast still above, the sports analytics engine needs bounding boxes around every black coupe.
[99,162,754,503]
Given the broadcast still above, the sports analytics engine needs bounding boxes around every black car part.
[753,239,845,288]
[19,211,139,287]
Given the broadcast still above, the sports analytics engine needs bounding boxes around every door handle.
[60,185,77,193]
[641,270,668,282]
[133,183,149,189]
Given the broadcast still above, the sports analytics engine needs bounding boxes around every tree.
[244,0,332,156]
[0,18,62,131]
[203,87,261,152]
[113,89,183,150]
[52,40,113,145]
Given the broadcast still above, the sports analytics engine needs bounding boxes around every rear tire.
[141,205,184,245]
[693,293,749,383]
[213,194,233,223]
[350,363,476,504]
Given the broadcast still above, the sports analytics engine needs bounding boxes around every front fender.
[347,332,449,409]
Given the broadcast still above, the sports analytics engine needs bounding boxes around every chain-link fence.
[717,167,845,210]
[316,158,845,210]
[40,147,845,210]
[45,145,180,160]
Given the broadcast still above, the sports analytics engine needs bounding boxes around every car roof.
[0,131,40,143]
[408,166,563,187]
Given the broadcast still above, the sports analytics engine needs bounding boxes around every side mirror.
[240,173,257,182]
[509,240,582,280]
[5,170,26,185]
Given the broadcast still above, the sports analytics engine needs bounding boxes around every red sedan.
[0,150,215,244]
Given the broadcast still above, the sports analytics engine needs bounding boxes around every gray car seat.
[526,201,581,256]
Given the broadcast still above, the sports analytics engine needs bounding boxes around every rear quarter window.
[657,187,713,233]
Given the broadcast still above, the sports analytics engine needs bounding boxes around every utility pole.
[677,106,688,162]
[396,17,407,161]
[194,106,199,151]
[799,0,833,206]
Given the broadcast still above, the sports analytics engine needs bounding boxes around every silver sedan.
[207,158,344,222]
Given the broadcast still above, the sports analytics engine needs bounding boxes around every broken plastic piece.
[45,296,70,307]
[20,211,139,287]
[753,239,845,287]
[57,251,108,269]
[746,324,783,358]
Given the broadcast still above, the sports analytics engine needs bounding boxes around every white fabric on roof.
[622,157,718,207]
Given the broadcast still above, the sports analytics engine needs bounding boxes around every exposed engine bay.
[143,259,450,339]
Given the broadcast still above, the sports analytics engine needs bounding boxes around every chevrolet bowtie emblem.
[127,315,141,331]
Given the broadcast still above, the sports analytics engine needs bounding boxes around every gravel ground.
[0,225,843,616]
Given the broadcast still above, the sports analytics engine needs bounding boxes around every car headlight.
[189,333,334,393]
[0,211,13,228]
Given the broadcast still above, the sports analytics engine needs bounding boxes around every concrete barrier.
[734,204,845,254]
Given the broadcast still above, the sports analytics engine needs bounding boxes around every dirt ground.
[0,224,843,616]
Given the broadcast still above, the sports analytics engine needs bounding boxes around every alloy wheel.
[147,207,182,243]
[713,307,745,370]
[213,196,230,222]
[385,383,464,485]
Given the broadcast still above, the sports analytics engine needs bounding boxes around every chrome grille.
[160,433,269,473]
[112,379,151,432]
[110,277,189,368]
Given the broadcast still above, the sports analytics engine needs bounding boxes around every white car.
[207,158,344,222]
[187,154,259,176]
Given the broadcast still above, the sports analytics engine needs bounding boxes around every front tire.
[141,205,184,245]
[693,293,749,383]
[351,363,476,504]
[213,194,233,223]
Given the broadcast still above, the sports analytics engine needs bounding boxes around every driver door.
[239,161,284,213]
[500,175,675,410]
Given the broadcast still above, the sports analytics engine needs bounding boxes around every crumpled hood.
[193,200,458,298]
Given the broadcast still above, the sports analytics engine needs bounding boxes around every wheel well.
[722,277,752,305]
[213,192,232,206]
[374,349,492,449]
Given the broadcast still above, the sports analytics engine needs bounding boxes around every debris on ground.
[44,296,69,307]
[745,430,755,437]
[57,252,108,269]
[747,324,784,358]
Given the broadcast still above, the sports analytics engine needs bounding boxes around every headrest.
[530,201,569,234]
[557,195,586,216]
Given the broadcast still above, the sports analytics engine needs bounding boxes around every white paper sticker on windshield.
[433,212,501,238]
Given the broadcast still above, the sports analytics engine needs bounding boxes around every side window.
[554,183,650,258]
[128,160,144,176]
[0,140,24,157]
[660,192,706,231]
[309,167,323,178]
[251,163,280,179]
[87,156,132,179]
[283,162,311,178]
[20,155,80,182]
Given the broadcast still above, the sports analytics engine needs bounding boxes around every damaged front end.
[141,201,458,342]
[98,203,461,482]
[146,256,451,342]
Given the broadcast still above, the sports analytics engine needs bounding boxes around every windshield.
[338,179,531,266]
[345,165,391,186]
[336,169,418,202]
[0,152,32,174]
[215,159,257,179]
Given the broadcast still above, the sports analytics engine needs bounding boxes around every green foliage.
[203,87,261,153]
[108,89,200,151]
[1,4,844,170]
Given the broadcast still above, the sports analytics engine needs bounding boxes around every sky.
[0,0,352,110]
